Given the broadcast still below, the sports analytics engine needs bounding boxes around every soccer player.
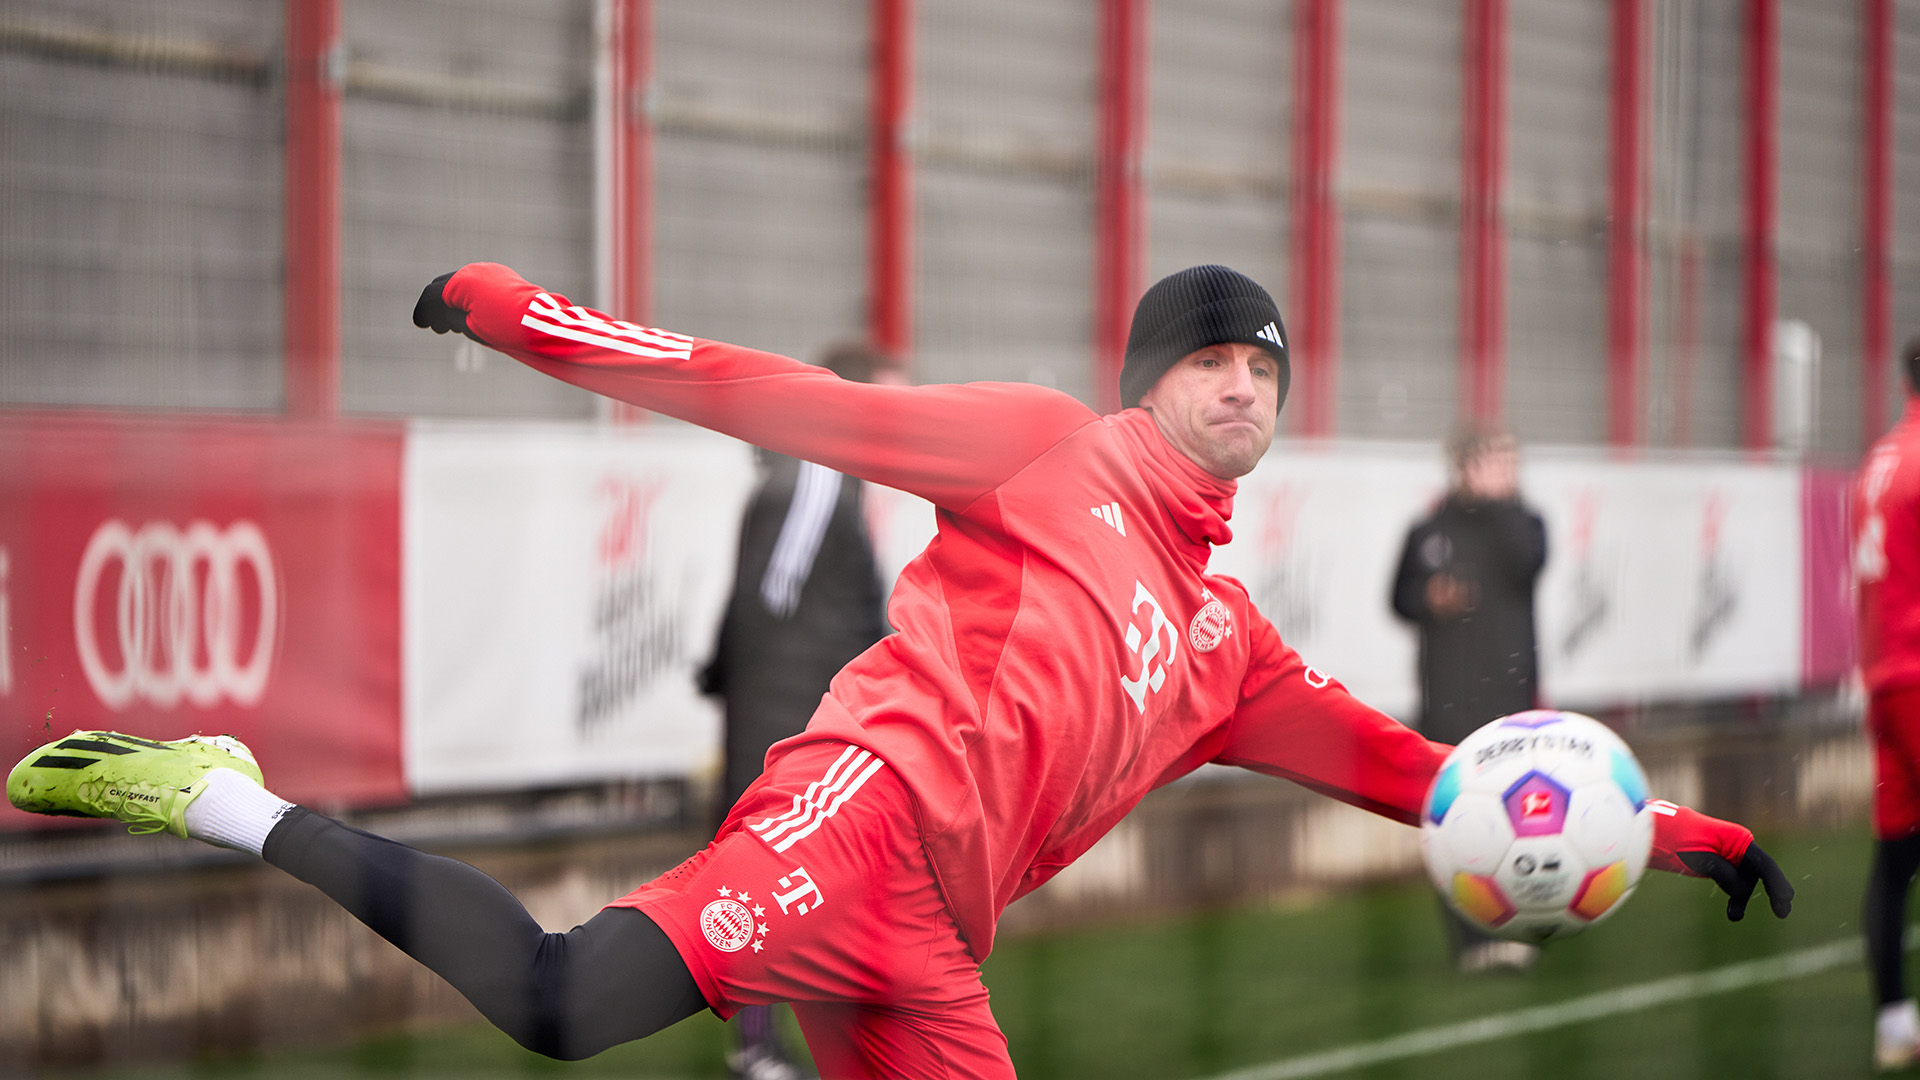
[9,264,1793,1080]
[1855,334,1920,1071]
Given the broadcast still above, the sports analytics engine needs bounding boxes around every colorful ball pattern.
[1420,710,1655,943]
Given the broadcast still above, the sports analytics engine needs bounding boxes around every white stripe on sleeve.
[759,461,843,617]
[520,293,693,359]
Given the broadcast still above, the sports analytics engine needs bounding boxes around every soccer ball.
[1420,709,1654,943]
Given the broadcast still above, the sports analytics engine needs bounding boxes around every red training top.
[1856,400,1920,693]
[444,263,1735,960]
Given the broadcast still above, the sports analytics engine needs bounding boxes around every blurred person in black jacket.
[1391,425,1548,971]
[697,340,900,1080]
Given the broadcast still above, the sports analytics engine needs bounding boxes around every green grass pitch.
[42,826,1881,1079]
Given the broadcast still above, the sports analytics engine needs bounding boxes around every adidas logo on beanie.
[1118,265,1291,412]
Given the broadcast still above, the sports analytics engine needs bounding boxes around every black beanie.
[1118,265,1290,411]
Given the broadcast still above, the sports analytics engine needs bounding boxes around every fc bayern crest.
[701,886,770,953]
[1188,594,1234,652]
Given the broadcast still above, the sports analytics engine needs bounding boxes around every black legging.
[1866,832,1920,1006]
[263,807,708,1059]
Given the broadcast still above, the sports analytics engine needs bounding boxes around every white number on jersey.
[1858,446,1900,583]
[1120,581,1179,713]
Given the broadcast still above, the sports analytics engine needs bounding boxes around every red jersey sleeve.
[1214,609,1448,825]
[1644,798,1754,874]
[1219,609,1751,879]
[441,262,1097,512]
[1855,412,1920,692]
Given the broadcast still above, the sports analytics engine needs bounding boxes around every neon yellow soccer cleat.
[7,730,262,838]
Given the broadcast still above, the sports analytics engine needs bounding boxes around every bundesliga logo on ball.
[1420,710,1655,943]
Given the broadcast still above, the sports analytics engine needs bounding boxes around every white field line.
[1195,935,1864,1080]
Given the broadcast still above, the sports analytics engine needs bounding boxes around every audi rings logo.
[73,520,279,710]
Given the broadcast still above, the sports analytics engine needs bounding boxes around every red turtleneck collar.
[1109,408,1238,560]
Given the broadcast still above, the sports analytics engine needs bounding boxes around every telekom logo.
[73,519,279,710]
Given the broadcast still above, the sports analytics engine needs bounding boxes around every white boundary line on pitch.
[1193,935,1866,1080]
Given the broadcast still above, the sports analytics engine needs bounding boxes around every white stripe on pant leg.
[768,755,885,853]
[750,745,863,836]
[751,747,871,844]
[757,749,873,847]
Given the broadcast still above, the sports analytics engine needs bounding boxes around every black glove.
[412,272,478,341]
[1677,842,1794,922]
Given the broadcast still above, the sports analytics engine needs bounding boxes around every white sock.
[183,767,295,856]
[1879,999,1920,1048]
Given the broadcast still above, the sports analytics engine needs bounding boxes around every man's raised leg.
[9,730,708,1060]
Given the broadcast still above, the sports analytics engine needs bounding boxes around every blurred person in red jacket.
[1855,334,1920,1071]
[11,264,1791,1080]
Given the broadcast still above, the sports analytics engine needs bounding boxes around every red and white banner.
[0,412,1861,829]
[1223,446,1813,721]
[0,414,404,830]
[1526,454,1802,704]
[1214,443,1444,718]
[1801,468,1858,686]
[402,423,754,794]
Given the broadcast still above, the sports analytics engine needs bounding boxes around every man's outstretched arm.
[1213,613,1793,921]
[415,263,1098,512]
[1644,799,1795,920]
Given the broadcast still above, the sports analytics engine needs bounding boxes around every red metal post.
[1607,0,1646,448]
[869,0,915,361]
[1743,0,1777,450]
[1460,0,1507,425]
[601,0,652,426]
[1290,0,1342,438]
[610,0,652,324]
[284,0,342,420]
[1863,0,1893,439]
[1096,0,1148,414]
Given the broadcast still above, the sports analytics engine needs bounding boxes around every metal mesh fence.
[0,0,1910,449]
